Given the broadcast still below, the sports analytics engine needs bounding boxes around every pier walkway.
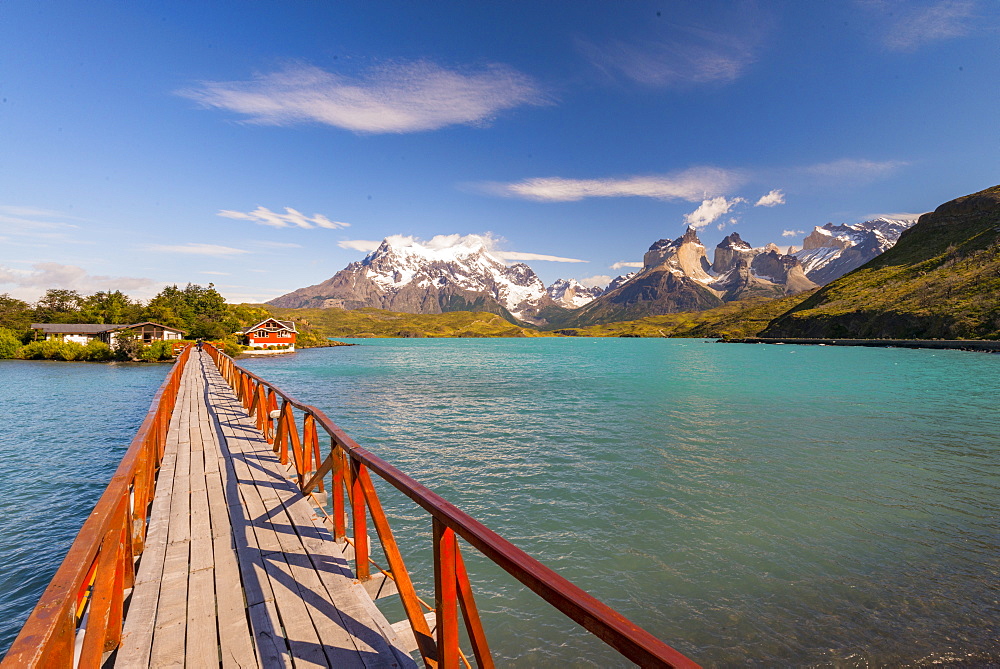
[116,350,413,668]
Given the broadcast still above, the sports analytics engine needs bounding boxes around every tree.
[33,289,84,323]
[79,290,141,324]
[0,294,33,333]
[113,329,142,361]
[0,327,21,358]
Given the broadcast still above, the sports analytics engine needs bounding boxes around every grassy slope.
[262,294,813,340]
[264,306,550,338]
[557,291,815,338]
[763,184,1000,339]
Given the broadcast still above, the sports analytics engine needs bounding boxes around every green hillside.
[264,306,550,338]
[557,292,814,338]
[763,185,1000,339]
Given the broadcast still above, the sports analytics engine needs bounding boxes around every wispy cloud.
[479,167,743,203]
[338,239,382,253]
[781,229,805,238]
[579,274,612,288]
[200,270,232,276]
[684,196,746,230]
[0,205,81,244]
[493,251,586,263]
[219,206,348,230]
[755,189,786,207]
[179,61,548,134]
[611,261,644,270]
[865,212,926,221]
[146,243,250,257]
[252,240,304,249]
[0,262,156,301]
[860,0,977,51]
[339,234,584,264]
[578,4,767,89]
[805,158,907,179]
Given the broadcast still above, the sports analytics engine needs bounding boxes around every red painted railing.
[2,345,192,668]
[204,343,699,668]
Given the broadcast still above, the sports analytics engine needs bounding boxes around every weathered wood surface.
[116,350,414,668]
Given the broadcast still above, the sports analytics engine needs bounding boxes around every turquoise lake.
[2,339,998,666]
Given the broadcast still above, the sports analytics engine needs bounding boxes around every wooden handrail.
[2,345,192,668]
[202,343,699,668]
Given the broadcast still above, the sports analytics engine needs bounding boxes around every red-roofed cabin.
[241,318,298,352]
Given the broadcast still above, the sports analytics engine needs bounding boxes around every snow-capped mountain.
[793,217,918,284]
[269,234,557,323]
[546,278,604,308]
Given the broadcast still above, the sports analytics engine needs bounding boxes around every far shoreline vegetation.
[0,284,339,362]
[2,282,818,364]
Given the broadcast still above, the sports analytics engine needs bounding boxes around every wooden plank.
[186,568,219,665]
[149,539,190,667]
[212,535,258,669]
[248,601,292,669]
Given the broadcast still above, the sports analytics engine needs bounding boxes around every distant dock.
[720,337,1000,353]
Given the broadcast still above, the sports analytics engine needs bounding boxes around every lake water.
[2,340,998,666]
[0,360,170,655]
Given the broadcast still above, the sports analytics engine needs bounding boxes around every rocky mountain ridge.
[269,216,918,328]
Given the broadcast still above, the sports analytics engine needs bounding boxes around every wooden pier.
[116,350,412,667]
[3,345,698,669]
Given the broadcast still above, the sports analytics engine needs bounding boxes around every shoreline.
[720,337,1000,353]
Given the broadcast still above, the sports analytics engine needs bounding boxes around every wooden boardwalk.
[115,350,415,668]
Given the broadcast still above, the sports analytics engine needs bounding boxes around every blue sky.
[1,1,998,302]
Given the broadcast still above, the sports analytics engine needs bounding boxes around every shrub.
[0,328,21,359]
[82,340,114,361]
[222,340,244,357]
[138,340,174,362]
[17,340,86,360]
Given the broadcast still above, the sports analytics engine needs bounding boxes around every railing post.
[303,414,318,489]
[332,446,346,541]
[351,459,370,582]
[434,518,460,669]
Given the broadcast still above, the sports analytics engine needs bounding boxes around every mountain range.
[270,218,917,328]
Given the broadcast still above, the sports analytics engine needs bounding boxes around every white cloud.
[578,275,611,288]
[611,261,644,270]
[146,243,250,257]
[684,196,745,230]
[338,239,382,253]
[805,158,907,178]
[0,262,156,301]
[200,271,231,276]
[860,0,976,51]
[781,229,806,237]
[493,251,586,263]
[755,189,786,207]
[219,206,348,230]
[482,166,743,203]
[179,61,548,134]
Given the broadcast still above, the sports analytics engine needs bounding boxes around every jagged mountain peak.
[546,278,604,308]
[717,232,753,251]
